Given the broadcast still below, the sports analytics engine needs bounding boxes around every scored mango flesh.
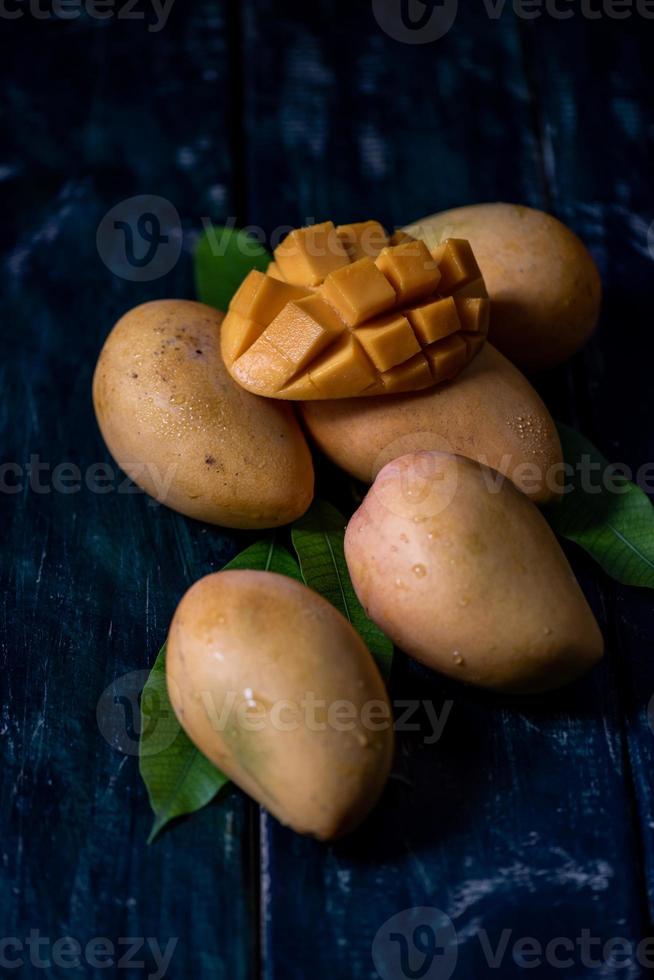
[221,220,489,400]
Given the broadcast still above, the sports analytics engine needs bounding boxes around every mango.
[345,453,603,693]
[167,570,394,839]
[93,300,313,529]
[405,203,601,372]
[300,344,563,505]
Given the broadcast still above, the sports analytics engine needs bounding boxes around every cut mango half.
[221,220,488,399]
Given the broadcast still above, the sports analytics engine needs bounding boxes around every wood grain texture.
[0,6,256,978]
[242,3,654,978]
[2,2,654,979]
[520,11,654,925]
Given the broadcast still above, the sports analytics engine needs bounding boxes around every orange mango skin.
[93,300,314,529]
[300,344,564,505]
[167,570,394,840]
[405,203,602,372]
[345,452,603,693]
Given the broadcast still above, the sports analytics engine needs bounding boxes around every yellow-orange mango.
[300,344,563,505]
[405,203,601,371]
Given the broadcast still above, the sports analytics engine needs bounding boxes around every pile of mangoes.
[93,203,603,839]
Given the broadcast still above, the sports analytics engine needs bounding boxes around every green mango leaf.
[139,536,301,841]
[291,500,394,680]
[222,535,303,580]
[545,422,654,588]
[194,223,270,312]
[139,643,229,844]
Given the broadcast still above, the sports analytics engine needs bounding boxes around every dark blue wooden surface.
[2,3,654,978]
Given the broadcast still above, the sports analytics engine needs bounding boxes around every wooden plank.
[242,4,650,977]
[520,12,654,923]
[242,0,546,233]
[0,6,257,977]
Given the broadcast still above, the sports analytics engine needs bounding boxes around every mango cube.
[221,311,267,363]
[309,334,377,397]
[375,240,441,303]
[355,312,420,372]
[336,221,388,260]
[274,221,350,286]
[232,335,298,393]
[266,261,285,281]
[321,257,396,327]
[405,296,461,345]
[265,294,345,366]
[425,334,469,383]
[380,352,433,393]
[234,295,344,392]
[454,296,490,334]
[431,239,482,293]
[230,270,311,323]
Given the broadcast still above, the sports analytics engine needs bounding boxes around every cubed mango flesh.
[430,239,481,293]
[425,333,469,382]
[380,352,433,393]
[405,296,461,345]
[221,222,488,399]
[336,221,388,261]
[454,296,490,334]
[321,257,397,326]
[274,221,350,286]
[374,240,441,303]
[309,334,378,398]
[231,270,311,323]
[355,312,420,372]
